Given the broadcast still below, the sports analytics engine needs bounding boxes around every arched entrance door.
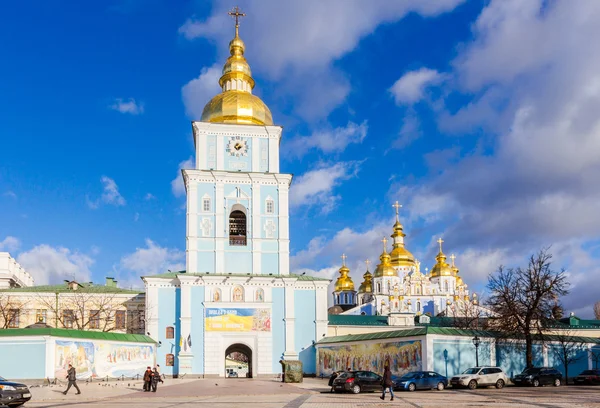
[225,343,252,378]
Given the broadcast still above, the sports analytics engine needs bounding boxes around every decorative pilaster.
[282,279,297,360]
[178,276,195,374]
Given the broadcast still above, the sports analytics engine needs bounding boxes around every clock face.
[228,136,248,157]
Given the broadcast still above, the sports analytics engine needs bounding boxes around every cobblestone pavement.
[20,378,600,407]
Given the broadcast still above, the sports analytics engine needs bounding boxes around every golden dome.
[374,238,397,278]
[389,205,415,268]
[358,270,373,293]
[334,255,355,292]
[430,238,454,278]
[200,21,273,126]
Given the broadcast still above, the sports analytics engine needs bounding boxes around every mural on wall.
[205,308,271,332]
[55,340,154,379]
[318,340,422,376]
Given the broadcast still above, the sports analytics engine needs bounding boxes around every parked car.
[450,367,507,389]
[332,370,383,394]
[574,369,600,385]
[0,376,31,408]
[394,371,448,391]
[512,367,562,387]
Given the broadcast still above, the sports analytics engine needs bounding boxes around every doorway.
[225,343,252,378]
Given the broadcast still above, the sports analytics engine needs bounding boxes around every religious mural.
[205,308,271,332]
[318,340,422,377]
[55,340,154,379]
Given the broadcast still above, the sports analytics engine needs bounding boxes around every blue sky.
[1,0,599,317]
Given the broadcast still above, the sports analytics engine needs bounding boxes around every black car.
[0,376,31,407]
[512,367,562,387]
[574,369,600,385]
[332,370,383,394]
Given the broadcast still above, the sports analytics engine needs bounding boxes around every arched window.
[255,288,264,302]
[202,196,211,212]
[166,326,174,339]
[229,208,247,246]
[213,288,221,302]
[377,283,381,293]
[387,281,391,293]
[417,301,421,311]
[416,286,421,295]
[233,286,244,302]
[444,281,449,292]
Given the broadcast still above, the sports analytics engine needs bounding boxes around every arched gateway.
[225,343,252,378]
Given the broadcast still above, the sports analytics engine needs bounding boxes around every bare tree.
[550,329,586,385]
[486,248,569,368]
[36,288,122,332]
[0,293,28,329]
[445,297,490,330]
[594,301,600,320]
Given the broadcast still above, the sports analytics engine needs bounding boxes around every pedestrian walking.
[62,364,81,395]
[151,367,163,392]
[143,366,153,392]
[380,365,394,401]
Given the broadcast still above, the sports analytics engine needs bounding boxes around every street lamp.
[472,335,481,367]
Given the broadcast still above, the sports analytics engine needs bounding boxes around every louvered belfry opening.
[229,210,247,246]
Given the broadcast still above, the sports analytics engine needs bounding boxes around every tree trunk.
[525,335,533,368]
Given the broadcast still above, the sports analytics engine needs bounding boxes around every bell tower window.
[266,198,274,214]
[229,210,247,246]
[203,197,211,212]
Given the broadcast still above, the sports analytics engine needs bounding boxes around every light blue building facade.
[143,21,329,378]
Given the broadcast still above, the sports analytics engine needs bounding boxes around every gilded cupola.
[389,202,416,268]
[450,253,464,285]
[358,260,373,293]
[200,7,273,126]
[334,254,355,292]
[374,237,397,278]
[430,238,454,278]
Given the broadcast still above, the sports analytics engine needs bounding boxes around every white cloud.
[17,244,93,285]
[393,112,422,149]
[290,162,361,213]
[119,239,185,277]
[3,191,17,199]
[286,121,368,158]
[390,68,444,105]
[0,236,21,252]
[181,64,221,120]
[144,193,156,200]
[86,176,126,209]
[110,98,144,115]
[171,157,194,197]
[179,0,464,120]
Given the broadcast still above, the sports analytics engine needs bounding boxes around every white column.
[277,179,290,275]
[251,180,261,275]
[251,136,260,172]
[145,281,159,340]
[216,135,225,169]
[315,283,329,340]
[45,336,56,379]
[187,180,198,274]
[178,277,194,374]
[215,178,225,273]
[268,132,279,173]
[196,129,207,169]
[282,279,298,360]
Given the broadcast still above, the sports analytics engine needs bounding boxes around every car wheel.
[468,380,477,390]
[495,379,505,389]
[533,379,540,387]
[351,384,361,394]
[408,382,416,392]
[437,382,445,391]
[554,378,561,387]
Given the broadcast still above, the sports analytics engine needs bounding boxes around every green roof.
[1,283,144,294]
[317,326,600,345]
[328,315,389,326]
[0,328,155,343]
[145,271,330,281]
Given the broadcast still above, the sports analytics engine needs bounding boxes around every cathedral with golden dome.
[331,202,477,317]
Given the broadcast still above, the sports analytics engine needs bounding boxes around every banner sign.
[206,308,271,332]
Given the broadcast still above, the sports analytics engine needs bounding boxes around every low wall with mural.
[317,340,422,377]
[55,340,155,380]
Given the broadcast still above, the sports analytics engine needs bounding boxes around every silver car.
[450,367,508,389]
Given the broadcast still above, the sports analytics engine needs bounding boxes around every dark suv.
[0,376,31,407]
[332,370,383,394]
[512,367,562,387]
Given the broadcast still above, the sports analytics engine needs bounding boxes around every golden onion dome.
[200,21,273,126]
[374,239,397,278]
[358,270,373,293]
[430,238,454,278]
[389,213,415,268]
[334,255,355,292]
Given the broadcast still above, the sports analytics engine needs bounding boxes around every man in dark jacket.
[380,365,394,401]
[63,364,81,395]
[143,367,153,392]
[328,371,340,392]
[151,367,163,392]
